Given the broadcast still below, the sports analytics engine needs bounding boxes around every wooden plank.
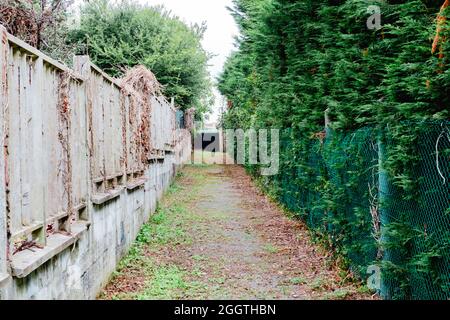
[90,73,100,178]
[129,96,137,172]
[54,69,72,232]
[73,55,92,220]
[104,82,112,177]
[19,52,31,227]
[111,85,119,176]
[114,88,122,176]
[79,79,88,202]
[0,25,9,274]
[44,65,61,218]
[91,187,123,205]
[41,65,52,224]
[6,32,85,82]
[78,81,89,202]
[8,48,23,235]
[30,56,45,244]
[110,85,116,175]
[70,81,79,205]
[155,97,160,151]
[124,96,130,173]
[70,78,88,207]
[10,221,88,278]
[151,96,157,151]
[99,75,106,181]
[133,96,140,171]
[89,62,121,89]
[92,73,105,180]
[69,81,77,205]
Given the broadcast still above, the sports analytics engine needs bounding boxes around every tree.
[0,0,76,61]
[218,0,450,299]
[68,0,213,114]
[219,0,449,130]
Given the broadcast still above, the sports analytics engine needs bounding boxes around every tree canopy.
[69,0,213,113]
[0,0,76,61]
[219,0,449,131]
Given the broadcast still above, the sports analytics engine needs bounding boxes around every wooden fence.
[0,26,190,281]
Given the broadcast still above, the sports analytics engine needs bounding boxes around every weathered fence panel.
[0,27,192,298]
[149,96,176,156]
[84,65,126,194]
[125,95,144,175]
[4,39,88,253]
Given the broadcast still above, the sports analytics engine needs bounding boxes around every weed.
[263,243,279,254]
[290,277,307,285]
[192,255,208,262]
[310,277,327,291]
[324,288,351,300]
[136,265,187,299]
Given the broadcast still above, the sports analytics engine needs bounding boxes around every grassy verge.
[99,170,208,300]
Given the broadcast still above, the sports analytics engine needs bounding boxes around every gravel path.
[100,164,374,300]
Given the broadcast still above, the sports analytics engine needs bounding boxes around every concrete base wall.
[0,137,192,300]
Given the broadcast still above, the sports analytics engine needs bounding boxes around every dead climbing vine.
[124,93,143,171]
[121,65,163,165]
[57,71,73,228]
[119,92,127,170]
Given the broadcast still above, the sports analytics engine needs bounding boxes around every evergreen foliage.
[219,0,450,299]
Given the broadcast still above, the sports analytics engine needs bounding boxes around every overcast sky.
[139,0,239,122]
[140,0,239,78]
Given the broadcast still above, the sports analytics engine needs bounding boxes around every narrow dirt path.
[100,164,374,300]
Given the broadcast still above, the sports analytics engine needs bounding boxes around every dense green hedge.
[219,0,450,299]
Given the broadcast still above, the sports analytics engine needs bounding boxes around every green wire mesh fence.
[380,122,450,300]
[241,121,449,300]
[176,109,185,129]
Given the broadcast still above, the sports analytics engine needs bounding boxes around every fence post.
[377,132,400,299]
[323,108,332,233]
[324,108,332,138]
[73,55,92,221]
[377,134,388,298]
[0,25,9,286]
[31,56,45,244]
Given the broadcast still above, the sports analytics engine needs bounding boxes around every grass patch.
[101,166,212,300]
[290,277,307,285]
[323,288,352,300]
[310,277,327,291]
[136,207,189,246]
[263,243,279,254]
[135,265,187,300]
[192,255,208,262]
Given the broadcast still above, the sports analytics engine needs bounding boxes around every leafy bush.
[69,0,213,114]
